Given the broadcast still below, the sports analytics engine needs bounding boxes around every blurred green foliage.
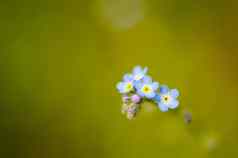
[0,0,238,158]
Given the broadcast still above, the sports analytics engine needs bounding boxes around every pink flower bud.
[131,94,141,103]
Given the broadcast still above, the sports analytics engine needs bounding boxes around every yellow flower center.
[125,83,133,92]
[142,85,152,94]
[162,95,170,104]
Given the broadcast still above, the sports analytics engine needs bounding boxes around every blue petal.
[145,91,156,99]
[134,81,142,90]
[158,103,169,112]
[142,75,152,84]
[160,85,169,94]
[123,73,133,82]
[169,99,179,109]
[143,67,148,74]
[151,82,159,90]
[116,82,125,93]
[153,93,161,102]
[133,66,142,74]
[137,90,145,97]
[170,89,179,98]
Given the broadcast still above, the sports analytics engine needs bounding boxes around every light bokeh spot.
[101,0,144,30]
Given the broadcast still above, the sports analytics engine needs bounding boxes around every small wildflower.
[116,74,134,94]
[136,76,159,99]
[116,66,182,120]
[155,85,179,111]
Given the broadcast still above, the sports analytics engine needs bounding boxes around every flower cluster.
[116,66,179,119]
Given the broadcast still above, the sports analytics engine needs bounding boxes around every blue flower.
[154,85,179,112]
[116,74,134,94]
[132,66,148,81]
[135,76,159,99]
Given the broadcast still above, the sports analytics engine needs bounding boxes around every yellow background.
[0,0,238,157]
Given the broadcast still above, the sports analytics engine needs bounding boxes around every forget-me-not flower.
[155,85,179,112]
[117,74,134,94]
[136,76,159,99]
[132,66,148,81]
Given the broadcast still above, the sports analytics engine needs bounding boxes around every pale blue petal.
[145,91,156,99]
[160,85,169,94]
[170,89,179,98]
[133,73,144,81]
[158,103,169,112]
[133,66,142,74]
[143,67,148,74]
[143,75,152,84]
[116,82,125,93]
[151,82,159,90]
[134,81,142,90]
[123,73,133,82]
[169,99,179,109]
[137,90,145,97]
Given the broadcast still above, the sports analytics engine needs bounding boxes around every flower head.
[136,76,159,99]
[117,65,181,119]
[116,74,134,94]
[154,85,179,112]
[132,66,148,81]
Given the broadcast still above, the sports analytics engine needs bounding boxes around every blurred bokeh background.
[0,0,238,158]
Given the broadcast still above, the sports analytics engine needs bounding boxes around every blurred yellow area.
[0,0,238,158]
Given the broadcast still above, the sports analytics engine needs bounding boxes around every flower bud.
[121,103,129,114]
[127,111,135,120]
[131,94,141,103]
[122,95,130,103]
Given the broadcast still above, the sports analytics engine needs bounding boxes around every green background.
[0,0,238,158]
